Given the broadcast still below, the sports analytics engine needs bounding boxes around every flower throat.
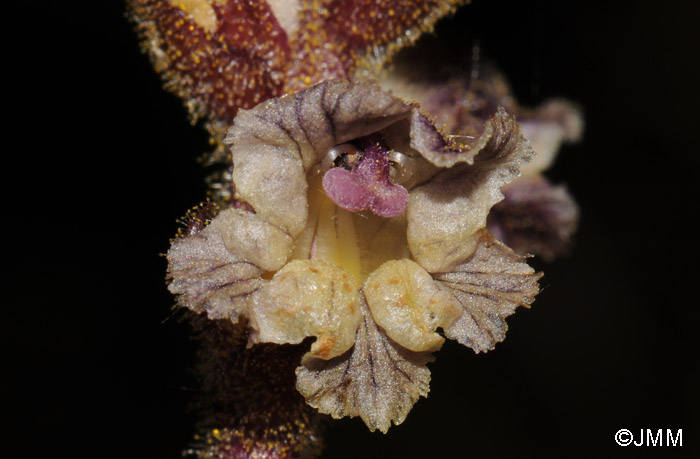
[290,136,411,284]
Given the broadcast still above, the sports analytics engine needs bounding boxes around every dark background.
[7,1,699,457]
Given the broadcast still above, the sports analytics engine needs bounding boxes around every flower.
[167,79,542,432]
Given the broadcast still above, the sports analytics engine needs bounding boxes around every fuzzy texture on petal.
[384,64,583,176]
[382,64,517,139]
[224,79,504,231]
[433,230,541,353]
[215,208,295,272]
[363,259,461,352]
[166,212,266,321]
[225,80,413,171]
[250,260,362,362]
[407,108,535,273]
[228,141,309,238]
[224,80,413,236]
[385,65,582,263]
[409,112,483,168]
[296,300,433,433]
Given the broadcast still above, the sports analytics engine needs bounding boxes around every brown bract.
[167,80,541,431]
[187,317,323,459]
[128,0,465,129]
[129,0,290,125]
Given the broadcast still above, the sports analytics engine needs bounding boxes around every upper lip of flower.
[166,79,541,432]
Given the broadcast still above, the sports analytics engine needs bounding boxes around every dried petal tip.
[322,136,409,218]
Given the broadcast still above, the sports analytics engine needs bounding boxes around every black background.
[7,1,699,457]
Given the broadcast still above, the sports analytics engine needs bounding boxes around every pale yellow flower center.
[290,174,411,285]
